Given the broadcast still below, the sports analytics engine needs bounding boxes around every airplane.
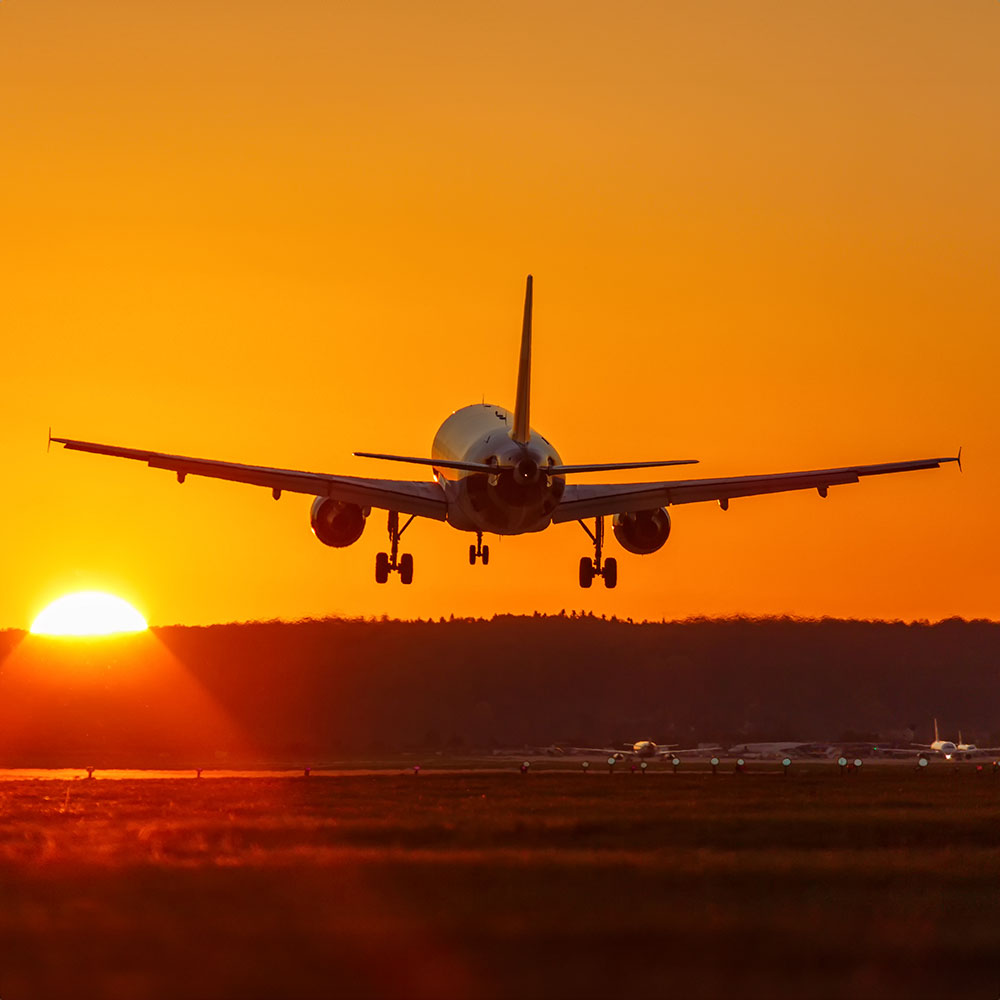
[878,720,1000,761]
[549,740,720,760]
[50,275,960,589]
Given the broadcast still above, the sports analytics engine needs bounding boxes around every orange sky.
[2,1,996,627]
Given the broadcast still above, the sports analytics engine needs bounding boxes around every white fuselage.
[431,404,565,534]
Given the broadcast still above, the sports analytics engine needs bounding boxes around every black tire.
[481,544,489,566]
[375,552,390,584]
[469,544,477,565]
[399,553,414,585]
[603,557,618,589]
[579,557,594,589]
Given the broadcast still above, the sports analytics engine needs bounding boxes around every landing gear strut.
[469,532,490,566]
[578,517,617,589]
[376,511,415,584]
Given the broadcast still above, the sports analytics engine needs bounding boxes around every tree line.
[0,615,996,764]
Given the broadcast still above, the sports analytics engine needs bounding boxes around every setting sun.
[30,591,148,637]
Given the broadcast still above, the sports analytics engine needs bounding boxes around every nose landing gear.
[375,511,415,584]
[578,516,617,589]
[469,532,490,565]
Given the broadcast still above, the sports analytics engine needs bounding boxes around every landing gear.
[577,517,618,589]
[399,552,414,586]
[469,532,490,565]
[375,511,415,584]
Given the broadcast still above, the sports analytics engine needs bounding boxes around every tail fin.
[511,275,532,444]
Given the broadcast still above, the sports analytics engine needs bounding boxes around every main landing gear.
[376,511,415,584]
[469,532,490,566]
[578,516,617,589]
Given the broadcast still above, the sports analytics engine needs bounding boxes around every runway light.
[304,767,311,777]
[853,759,863,769]
[710,756,720,775]
[581,760,590,772]
[640,761,648,774]
[196,768,203,779]
[413,765,421,775]
[838,757,848,773]
[735,758,745,773]
[918,757,929,769]
[608,756,616,774]
[782,757,791,774]
[85,766,95,779]
[520,761,530,774]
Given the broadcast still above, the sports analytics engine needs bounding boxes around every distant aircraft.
[558,740,721,760]
[879,719,1000,761]
[51,276,960,588]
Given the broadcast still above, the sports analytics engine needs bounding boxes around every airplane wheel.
[603,557,617,589]
[399,553,414,585]
[481,545,489,566]
[375,552,390,584]
[579,557,594,588]
[469,544,477,565]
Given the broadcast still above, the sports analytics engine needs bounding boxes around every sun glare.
[30,591,148,637]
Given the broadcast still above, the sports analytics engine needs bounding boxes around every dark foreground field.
[1,766,999,999]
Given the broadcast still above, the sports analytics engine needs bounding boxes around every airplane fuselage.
[930,740,958,759]
[431,404,565,534]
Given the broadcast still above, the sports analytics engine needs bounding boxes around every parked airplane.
[555,740,720,759]
[879,720,1000,761]
[50,276,960,588]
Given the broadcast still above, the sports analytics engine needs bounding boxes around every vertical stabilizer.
[511,275,532,444]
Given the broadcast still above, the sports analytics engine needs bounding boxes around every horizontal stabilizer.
[354,452,497,474]
[549,459,699,474]
[356,453,699,476]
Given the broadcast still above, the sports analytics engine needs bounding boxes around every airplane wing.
[50,437,448,521]
[551,455,959,522]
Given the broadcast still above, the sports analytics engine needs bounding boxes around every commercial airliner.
[880,720,999,761]
[51,276,959,588]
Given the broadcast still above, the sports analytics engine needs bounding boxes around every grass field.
[1,764,999,999]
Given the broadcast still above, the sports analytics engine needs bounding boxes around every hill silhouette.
[1,616,997,765]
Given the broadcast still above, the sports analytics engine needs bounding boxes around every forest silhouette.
[0,616,996,765]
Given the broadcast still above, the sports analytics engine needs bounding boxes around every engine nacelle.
[310,497,368,548]
[612,507,671,555]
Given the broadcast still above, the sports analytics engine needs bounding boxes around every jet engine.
[310,497,368,548]
[612,508,671,554]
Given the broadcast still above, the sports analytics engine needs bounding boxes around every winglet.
[511,275,532,445]
[47,426,52,454]
[957,446,962,472]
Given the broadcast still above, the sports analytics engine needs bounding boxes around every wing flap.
[552,456,957,523]
[52,437,448,521]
